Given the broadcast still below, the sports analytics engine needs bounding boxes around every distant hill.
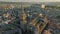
[21,2,60,6]
[0,2,60,6]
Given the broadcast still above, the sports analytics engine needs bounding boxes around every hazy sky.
[22,0,60,2]
[0,0,60,2]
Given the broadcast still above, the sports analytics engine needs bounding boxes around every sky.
[0,0,60,2]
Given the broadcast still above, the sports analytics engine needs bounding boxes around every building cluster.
[0,4,60,34]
